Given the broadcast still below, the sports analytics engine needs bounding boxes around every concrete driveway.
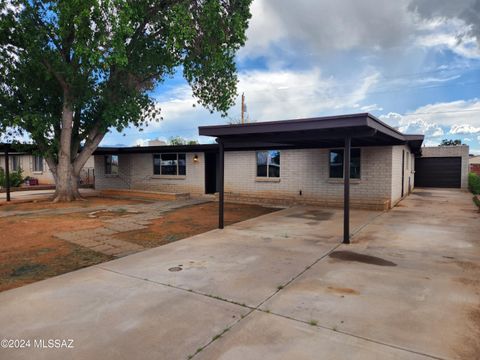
[0,188,479,359]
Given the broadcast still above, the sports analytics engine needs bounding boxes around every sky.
[102,0,480,154]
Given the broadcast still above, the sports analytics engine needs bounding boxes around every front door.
[205,152,218,194]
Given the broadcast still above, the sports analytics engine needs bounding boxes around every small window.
[10,156,20,171]
[153,153,186,176]
[105,155,119,175]
[329,149,361,179]
[256,150,280,178]
[33,155,44,172]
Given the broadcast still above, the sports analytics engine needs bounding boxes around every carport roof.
[199,113,424,153]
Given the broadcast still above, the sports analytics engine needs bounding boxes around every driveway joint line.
[256,309,448,360]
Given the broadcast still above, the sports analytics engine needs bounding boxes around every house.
[470,155,480,176]
[93,113,428,211]
[0,149,95,186]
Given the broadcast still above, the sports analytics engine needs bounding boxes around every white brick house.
[94,114,428,210]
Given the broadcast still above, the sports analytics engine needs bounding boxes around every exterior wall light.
[193,154,199,162]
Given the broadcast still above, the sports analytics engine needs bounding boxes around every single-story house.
[0,147,95,186]
[470,155,480,176]
[94,113,427,211]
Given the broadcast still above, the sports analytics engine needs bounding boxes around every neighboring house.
[93,114,470,209]
[470,155,480,176]
[0,151,95,186]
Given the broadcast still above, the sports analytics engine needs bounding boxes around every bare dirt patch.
[115,202,278,248]
[0,196,148,212]
[0,196,146,291]
[0,199,277,292]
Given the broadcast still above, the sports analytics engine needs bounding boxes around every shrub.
[0,167,24,188]
[469,172,480,195]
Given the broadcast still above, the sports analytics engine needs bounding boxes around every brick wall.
[94,146,417,209]
[94,152,205,195]
[420,145,469,188]
[390,145,415,206]
[223,147,394,207]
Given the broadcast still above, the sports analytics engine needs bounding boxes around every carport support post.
[218,140,224,229]
[343,136,351,244]
[4,145,10,202]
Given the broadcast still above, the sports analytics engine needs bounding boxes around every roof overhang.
[93,144,218,155]
[199,113,424,154]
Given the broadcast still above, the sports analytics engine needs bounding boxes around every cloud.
[450,124,480,134]
[380,99,480,151]
[240,0,480,63]
[409,0,480,44]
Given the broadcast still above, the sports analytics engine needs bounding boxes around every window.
[105,155,119,175]
[33,155,44,172]
[256,150,280,178]
[10,156,20,171]
[329,149,361,179]
[153,153,186,176]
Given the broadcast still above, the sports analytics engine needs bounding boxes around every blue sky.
[102,0,480,154]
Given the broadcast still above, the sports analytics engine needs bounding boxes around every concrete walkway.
[0,189,479,359]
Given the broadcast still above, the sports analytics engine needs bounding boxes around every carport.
[199,113,424,244]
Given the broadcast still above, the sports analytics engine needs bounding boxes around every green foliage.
[168,136,198,145]
[0,167,24,188]
[0,0,252,157]
[468,172,480,195]
[439,139,463,146]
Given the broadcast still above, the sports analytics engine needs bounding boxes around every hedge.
[469,172,480,195]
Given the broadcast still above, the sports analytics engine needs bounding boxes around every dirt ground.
[115,202,277,248]
[0,198,277,292]
[0,196,145,212]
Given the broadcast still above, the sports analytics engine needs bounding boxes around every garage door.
[415,157,461,188]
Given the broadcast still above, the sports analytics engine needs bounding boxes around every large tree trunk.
[53,96,78,202]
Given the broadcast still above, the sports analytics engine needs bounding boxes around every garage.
[415,157,462,188]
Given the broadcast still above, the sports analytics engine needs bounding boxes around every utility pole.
[241,92,245,125]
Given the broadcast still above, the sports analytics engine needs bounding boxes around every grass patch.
[469,172,480,195]
[309,320,318,326]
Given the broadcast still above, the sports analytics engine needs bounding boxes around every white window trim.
[255,150,281,179]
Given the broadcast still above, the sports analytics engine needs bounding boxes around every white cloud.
[450,124,480,134]
[240,0,480,62]
[360,104,384,112]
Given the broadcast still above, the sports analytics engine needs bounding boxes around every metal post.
[4,145,11,202]
[343,136,351,244]
[218,140,224,229]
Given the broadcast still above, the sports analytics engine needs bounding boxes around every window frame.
[104,155,119,176]
[256,150,281,178]
[328,148,361,180]
[33,155,44,172]
[10,156,20,171]
[153,153,187,176]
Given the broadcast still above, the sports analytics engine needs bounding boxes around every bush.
[469,172,480,195]
[0,167,24,188]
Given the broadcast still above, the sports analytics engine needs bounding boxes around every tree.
[0,0,252,201]
[168,136,198,145]
[439,139,464,146]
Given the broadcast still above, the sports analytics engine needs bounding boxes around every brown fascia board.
[93,144,218,155]
[199,113,414,143]
[198,113,371,136]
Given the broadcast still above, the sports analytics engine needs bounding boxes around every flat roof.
[93,144,218,155]
[199,113,424,153]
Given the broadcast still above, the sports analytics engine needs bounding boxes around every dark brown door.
[415,157,461,188]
